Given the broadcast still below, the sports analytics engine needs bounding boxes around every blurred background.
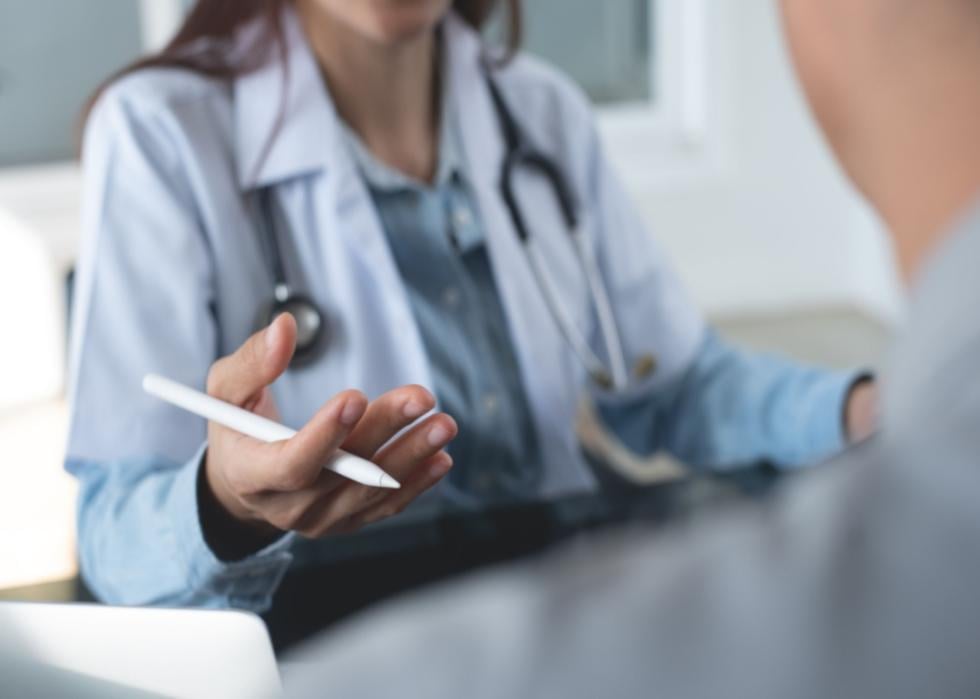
[0,0,903,596]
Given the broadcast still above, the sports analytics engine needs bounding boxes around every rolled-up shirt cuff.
[796,369,874,468]
[170,442,295,611]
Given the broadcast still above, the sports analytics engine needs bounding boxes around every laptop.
[0,601,281,698]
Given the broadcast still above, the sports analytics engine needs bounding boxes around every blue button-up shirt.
[340,105,543,507]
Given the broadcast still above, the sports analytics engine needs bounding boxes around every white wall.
[0,165,78,408]
[601,0,904,367]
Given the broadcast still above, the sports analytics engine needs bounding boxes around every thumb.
[207,313,297,406]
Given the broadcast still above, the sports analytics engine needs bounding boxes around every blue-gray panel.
[496,0,652,104]
[0,0,143,166]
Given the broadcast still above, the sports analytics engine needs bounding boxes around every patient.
[286,1,980,696]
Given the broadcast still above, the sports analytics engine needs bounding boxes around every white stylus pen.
[142,374,400,490]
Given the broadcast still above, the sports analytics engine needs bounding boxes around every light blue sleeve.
[68,449,295,610]
[66,80,291,610]
[598,331,865,469]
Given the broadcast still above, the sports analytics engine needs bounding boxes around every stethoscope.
[253,70,645,390]
[252,189,326,368]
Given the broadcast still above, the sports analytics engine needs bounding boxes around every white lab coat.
[68,9,704,506]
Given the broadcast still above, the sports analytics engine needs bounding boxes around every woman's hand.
[199,313,457,559]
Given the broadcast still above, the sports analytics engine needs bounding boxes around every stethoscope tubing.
[491,68,630,391]
[253,190,326,367]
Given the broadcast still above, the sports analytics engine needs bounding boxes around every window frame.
[596,0,713,185]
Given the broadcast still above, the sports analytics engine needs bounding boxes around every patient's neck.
[860,54,980,282]
[297,6,440,183]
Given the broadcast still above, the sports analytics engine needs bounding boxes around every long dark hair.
[82,0,521,133]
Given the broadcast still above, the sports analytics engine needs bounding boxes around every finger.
[372,413,458,481]
[321,413,458,520]
[207,313,297,406]
[242,389,368,493]
[295,451,453,539]
[352,451,454,529]
[342,385,436,458]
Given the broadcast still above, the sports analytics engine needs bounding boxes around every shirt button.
[634,354,658,379]
[482,392,500,416]
[452,206,472,230]
[441,286,462,309]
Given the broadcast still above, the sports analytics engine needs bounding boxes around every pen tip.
[379,474,401,490]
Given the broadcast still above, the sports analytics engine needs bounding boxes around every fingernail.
[340,398,364,426]
[265,317,281,351]
[403,400,426,419]
[427,424,453,447]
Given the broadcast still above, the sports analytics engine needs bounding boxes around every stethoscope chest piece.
[257,287,327,369]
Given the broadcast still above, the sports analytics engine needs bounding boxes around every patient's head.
[780,0,980,276]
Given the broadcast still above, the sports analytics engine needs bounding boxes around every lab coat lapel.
[445,17,593,494]
[233,6,433,394]
[233,7,335,189]
[319,156,435,393]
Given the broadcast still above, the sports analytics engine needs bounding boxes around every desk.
[0,577,86,603]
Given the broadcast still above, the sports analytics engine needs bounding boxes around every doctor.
[67,0,874,648]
